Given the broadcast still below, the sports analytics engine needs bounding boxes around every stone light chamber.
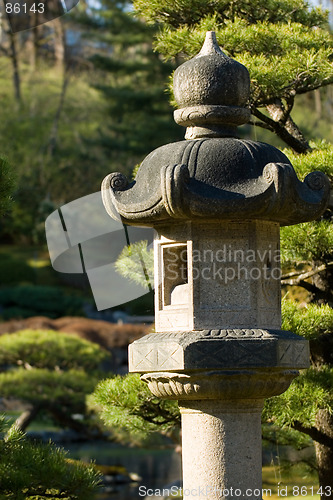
[101,32,331,500]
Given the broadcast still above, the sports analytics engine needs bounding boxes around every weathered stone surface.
[173,31,251,140]
[173,33,250,110]
[129,329,309,372]
[153,220,281,332]
[141,368,298,401]
[102,136,330,226]
[180,400,263,500]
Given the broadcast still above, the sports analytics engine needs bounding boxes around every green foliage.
[162,20,333,106]
[283,140,333,182]
[115,240,154,289]
[281,220,333,264]
[282,301,333,340]
[262,422,312,450]
[134,0,327,28]
[279,141,333,264]
[0,62,108,243]
[0,329,108,371]
[262,301,333,447]
[263,366,333,428]
[0,416,101,499]
[81,0,182,180]
[0,156,15,218]
[90,373,180,443]
[0,254,35,286]
[0,286,84,320]
[0,368,98,411]
[134,0,333,107]
[0,330,109,432]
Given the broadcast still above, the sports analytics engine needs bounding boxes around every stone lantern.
[102,32,330,500]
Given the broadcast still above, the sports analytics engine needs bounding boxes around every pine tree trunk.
[14,406,40,432]
[53,18,66,69]
[46,71,70,159]
[314,89,322,120]
[33,26,40,68]
[314,410,333,499]
[266,100,311,153]
[311,261,333,306]
[26,33,36,70]
[8,29,21,104]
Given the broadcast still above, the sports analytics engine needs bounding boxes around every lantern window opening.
[162,243,189,307]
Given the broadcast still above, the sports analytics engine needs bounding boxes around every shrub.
[0,254,35,285]
[0,285,84,319]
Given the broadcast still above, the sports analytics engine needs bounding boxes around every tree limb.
[14,405,41,433]
[248,120,275,132]
[293,78,333,97]
[250,106,279,129]
[291,420,333,448]
[296,279,333,301]
[281,262,333,285]
[280,95,295,125]
[251,104,311,153]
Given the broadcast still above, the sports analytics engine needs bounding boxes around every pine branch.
[250,106,279,129]
[282,269,308,280]
[296,279,331,299]
[248,120,275,132]
[49,406,102,439]
[136,399,180,426]
[21,491,68,499]
[294,78,333,97]
[280,95,295,125]
[291,421,333,448]
[14,405,41,433]
[281,262,333,285]
[251,105,310,153]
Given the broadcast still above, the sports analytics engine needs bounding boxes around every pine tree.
[0,156,15,218]
[134,0,333,153]
[0,161,101,499]
[91,373,180,446]
[0,329,109,436]
[0,416,101,500]
[94,0,333,494]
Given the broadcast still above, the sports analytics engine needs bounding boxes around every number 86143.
[5,2,45,14]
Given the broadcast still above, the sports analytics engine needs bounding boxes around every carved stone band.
[129,328,310,372]
[141,368,298,400]
[174,105,251,127]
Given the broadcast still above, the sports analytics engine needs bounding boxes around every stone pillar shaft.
[180,400,263,500]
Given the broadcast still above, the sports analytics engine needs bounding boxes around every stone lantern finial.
[197,30,224,56]
[173,31,251,139]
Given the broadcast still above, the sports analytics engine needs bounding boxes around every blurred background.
[0,1,333,499]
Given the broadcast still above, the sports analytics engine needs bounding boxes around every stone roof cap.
[101,33,330,227]
[173,31,251,139]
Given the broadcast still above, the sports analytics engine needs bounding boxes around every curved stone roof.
[101,32,330,227]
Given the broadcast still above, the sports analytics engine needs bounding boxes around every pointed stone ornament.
[173,31,251,137]
[198,30,226,56]
[101,32,331,500]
